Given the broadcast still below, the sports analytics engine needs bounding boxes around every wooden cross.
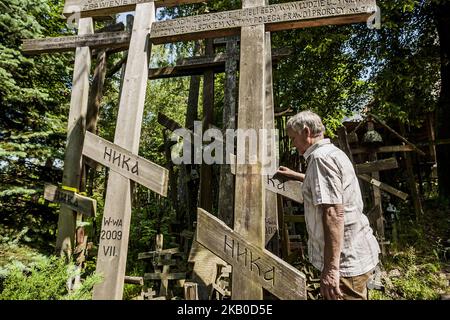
[89,3,156,300]
[82,131,168,196]
[140,234,186,297]
[196,208,306,300]
[44,184,97,217]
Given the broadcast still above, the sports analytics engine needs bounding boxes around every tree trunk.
[435,1,450,199]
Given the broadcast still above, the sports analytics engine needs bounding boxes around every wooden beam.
[150,0,376,44]
[230,154,303,204]
[357,174,409,201]
[157,112,183,132]
[369,113,426,156]
[144,272,186,280]
[352,145,415,155]
[217,37,238,229]
[124,276,144,286]
[148,47,291,79]
[196,208,307,300]
[24,0,375,54]
[283,215,305,223]
[231,0,267,300]
[355,157,398,174]
[63,0,207,18]
[55,18,93,256]
[92,3,155,300]
[138,248,180,260]
[264,31,279,247]
[83,131,169,197]
[44,184,97,217]
[22,31,131,55]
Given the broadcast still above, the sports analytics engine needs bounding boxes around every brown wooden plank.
[217,37,238,229]
[22,31,130,55]
[231,0,267,299]
[55,18,93,256]
[283,215,305,223]
[196,208,307,300]
[124,276,144,285]
[355,157,398,174]
[45,184,97,217]
[63,0,207,18]
[92,3,155,300]
[184,282,199,300]
[264,31,279,246]
[138,248,180,260]
[351,145,415,155]
[358,174,408,201]
[369,113,426,156]
[230,154,303,203]
[144,272,186,280]
[157,112,183,132]
[188,241,227,300]
[83,131,168,196]
[150,0,376,44]
[148,48,291,79]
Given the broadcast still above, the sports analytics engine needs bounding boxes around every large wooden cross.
[23,0,376,52]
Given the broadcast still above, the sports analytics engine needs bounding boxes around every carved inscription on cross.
[44,184,97,217]
[150,0,377,43]
[83,131,168,196]
[63,0,206,17]
[196,209,306,300]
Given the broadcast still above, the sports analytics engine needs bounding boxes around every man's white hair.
[286,110,325,136]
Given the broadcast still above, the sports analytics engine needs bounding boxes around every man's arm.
[320,203,344,300]
[277,166,305,182]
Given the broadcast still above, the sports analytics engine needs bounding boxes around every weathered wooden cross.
[44,184,97,217]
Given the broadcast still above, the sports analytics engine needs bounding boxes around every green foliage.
[372,247,447,300]
[0,255,102,300]
[0,0,73,252]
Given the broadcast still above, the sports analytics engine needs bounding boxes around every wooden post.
[218,37,238,229]
[55,18,93,257]
[399,123,424,220]
[199,38,215,212]
[264,32,280,253]
[184,282,199,300]
[367,119,386,255]
[232,0,267,300]
[183,41,201,231]
[92,3,155,300]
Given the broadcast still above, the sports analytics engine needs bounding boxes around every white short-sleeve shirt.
[302,139,380,277]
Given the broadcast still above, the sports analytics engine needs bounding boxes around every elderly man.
[277,110,380,300]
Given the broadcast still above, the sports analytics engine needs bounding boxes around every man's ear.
[303,126,311,137]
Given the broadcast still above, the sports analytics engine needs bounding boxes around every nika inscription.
[223,234,276,286]
[103,147,139,176]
